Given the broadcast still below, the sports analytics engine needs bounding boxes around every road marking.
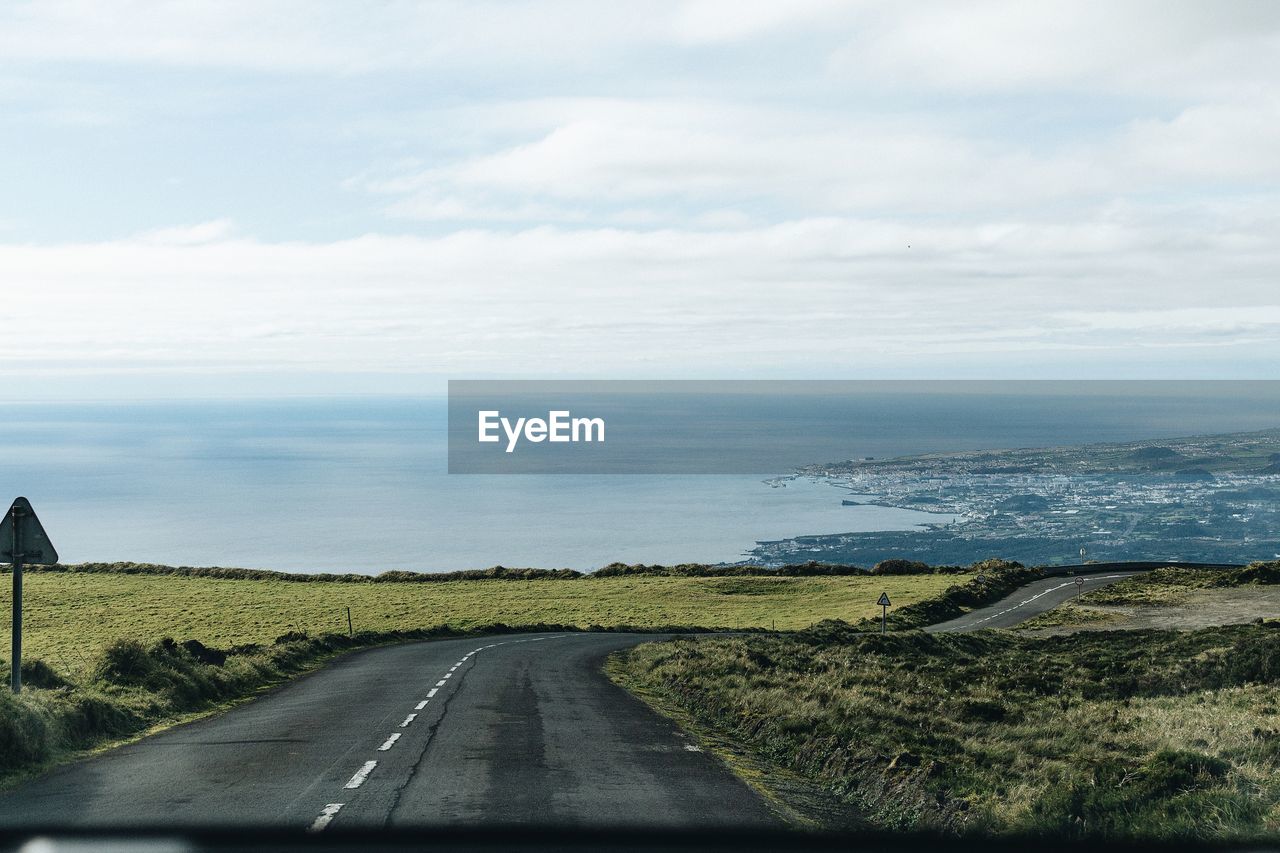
[308,634,573,823]
[963,574,1136,627]
[308,803,343,832]
[683,744,703,752]
[967,581,1075,626]
[344,760,377,789]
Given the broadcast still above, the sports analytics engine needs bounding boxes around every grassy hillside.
[0,568,958,678]
[612,623,1280,841]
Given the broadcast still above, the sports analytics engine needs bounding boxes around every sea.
[0,388,1277,573]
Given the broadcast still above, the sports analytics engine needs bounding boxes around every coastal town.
[752,429,1280,566]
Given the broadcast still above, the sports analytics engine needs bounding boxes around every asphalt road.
[926,571,1145,632]
[0,633,780,831]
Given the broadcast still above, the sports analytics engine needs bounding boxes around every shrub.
[0,690,50,772]
[870,559,932,575]
[91,639,159,686]
[20,658,70,690]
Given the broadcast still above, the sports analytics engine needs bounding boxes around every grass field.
[612,622,1280,840]
[0,570,958,677]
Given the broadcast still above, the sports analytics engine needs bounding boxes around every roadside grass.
[0,570,960,679]
[1014,604,1122,631]
[611,622,1280,841]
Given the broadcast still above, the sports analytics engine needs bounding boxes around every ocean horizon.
[2,391,1277,573]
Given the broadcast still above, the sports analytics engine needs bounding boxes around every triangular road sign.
[877,591,891,607]
[0,497,58,565]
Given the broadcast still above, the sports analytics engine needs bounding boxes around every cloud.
[2,3,1279,388]
[1,211,1277,381]
[0,1,666,74]
[830,0,1280,97]
[134,219,238,245]
[350,94,1277,228]
[5,1,1273,95]
[670,0,849,44]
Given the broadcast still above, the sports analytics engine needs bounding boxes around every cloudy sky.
[2,0,1278,397]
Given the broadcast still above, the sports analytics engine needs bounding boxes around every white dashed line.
[965,574,1136,627]
[683,744,703,752]
[344,760,377,789]
[312,635,571,822]
[308,803,343,832]
[967,582,1076,626]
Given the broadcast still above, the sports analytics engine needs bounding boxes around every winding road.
[0,633,779,831]
[926,571,1145,632]
[0,565,1182,833]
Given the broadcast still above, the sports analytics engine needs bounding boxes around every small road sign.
[1075,577,1085,589]
[1,498,58,566]
[877,592,891,634]
[2,497,58,694]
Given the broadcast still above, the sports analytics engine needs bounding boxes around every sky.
[2,0,1278,398]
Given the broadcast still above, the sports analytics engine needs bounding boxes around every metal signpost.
[877,591,891,634]
[1,497,59,693]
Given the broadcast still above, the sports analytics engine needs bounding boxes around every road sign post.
[10,551,18,695]
[877,591,891,634]
[1,498,59,693]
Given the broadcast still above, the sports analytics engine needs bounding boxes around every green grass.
[0,568,959,679]
[611,623,1280,840]
[1015,604,1120,630]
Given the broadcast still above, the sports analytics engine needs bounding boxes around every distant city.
[752,428,1280,567]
